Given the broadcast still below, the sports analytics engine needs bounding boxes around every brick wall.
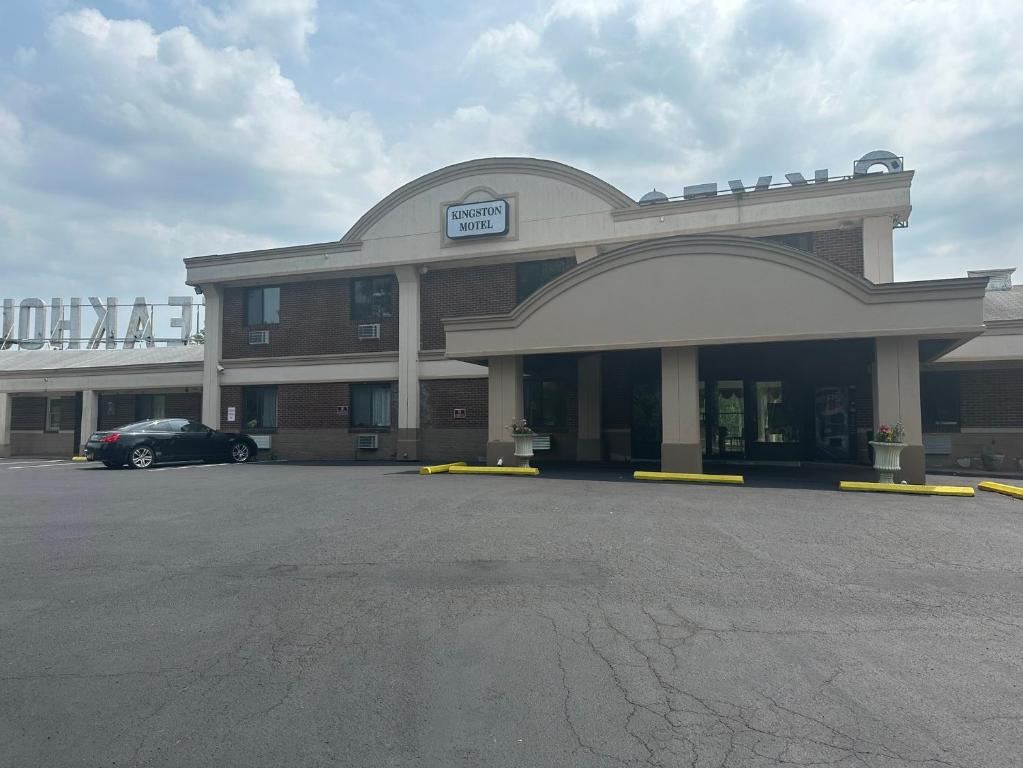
[813,228,864,276]
[960,369,1023,428]
[420,264,516,350]
[222,276,399,359]
[419,379,488,429]
[419,379,489,462]
[220,381,401,460]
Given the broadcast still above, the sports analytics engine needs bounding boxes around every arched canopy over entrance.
[443,235,987,359]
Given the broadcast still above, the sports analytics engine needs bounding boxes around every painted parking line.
[5,461,81,470]
[149,463,241,472]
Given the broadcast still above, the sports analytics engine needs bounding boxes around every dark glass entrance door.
[813,386,852,460]
[708,380,745,458]
[629,352,661,461]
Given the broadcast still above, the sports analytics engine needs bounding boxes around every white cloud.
[1,0,1022,306]
[193,0,318,59]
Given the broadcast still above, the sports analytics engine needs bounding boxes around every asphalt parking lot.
[2,458,1021,767]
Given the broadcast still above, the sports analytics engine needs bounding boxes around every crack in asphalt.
[539,601,975,768]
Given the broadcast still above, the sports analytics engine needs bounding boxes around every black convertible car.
[85,419,258,469]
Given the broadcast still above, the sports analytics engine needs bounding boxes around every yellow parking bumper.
[419,461,468,475]
[633,471,744,485]
[839,481,974,497]
[448,465,539,477]
[977,481,1023,499]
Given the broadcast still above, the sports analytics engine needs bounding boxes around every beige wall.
[445,237,985,358]
[185,161,913,286]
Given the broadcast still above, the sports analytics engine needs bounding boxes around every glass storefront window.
[755,381,799,443]
[699,382,706,454]
[715,381,745,454]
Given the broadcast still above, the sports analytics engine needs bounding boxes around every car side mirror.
[207,428,214,436]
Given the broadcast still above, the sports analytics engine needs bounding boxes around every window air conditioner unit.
[248,330,270,345]
[356,434,378,450]
[357,323,381,340]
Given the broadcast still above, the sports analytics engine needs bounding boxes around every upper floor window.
[516,258,572,303]
[245,286,280,326]
[352,277,393,321]
[762,233,815,254]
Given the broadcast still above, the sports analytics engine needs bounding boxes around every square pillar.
[79,389,99,454]
[200,285,222,429]
[395,266,420,461]
[873,337,924,483]
[863,215,895,284]
[577,353,602,461]
[661,347,703,473]
[0,392,11,458]
[486,355,523,466]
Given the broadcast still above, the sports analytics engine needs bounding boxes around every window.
[44,397,61,432]
[245,287,280,326]
[524,378,569,431]
[762,232,815,254]
[516,258,572,302]
[714,381,745,454]
[182,421,210,433]
[921,372,960,433]
[148,420,185,432]
[754,381,800,443]
[352,277,393,321]
[351,383,391,427]
[243,386,278,430]
[135,394,166,421]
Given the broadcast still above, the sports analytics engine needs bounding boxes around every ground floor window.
[754,381,799,444]
[243,386,278,430]
[713,380,745,454]
[44,397,61,432]
[351,383,391,427]
[135,394,166,421]
[524,378,569,431]
[921,371,960,432]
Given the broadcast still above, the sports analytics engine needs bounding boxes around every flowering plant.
[505,418,533,435]
[874,422,905,444]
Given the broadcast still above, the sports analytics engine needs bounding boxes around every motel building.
[3,150,1023,484]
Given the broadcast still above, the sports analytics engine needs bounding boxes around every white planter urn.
[870,441,906,484]
[512,433,535,468]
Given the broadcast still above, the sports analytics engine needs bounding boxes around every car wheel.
[229,441,252,463]
[129,445,155,469]
[102,461,120,469]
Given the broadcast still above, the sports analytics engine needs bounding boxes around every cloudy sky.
[1,0,1021,311]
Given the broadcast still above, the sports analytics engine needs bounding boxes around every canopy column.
[486,356,523,466]
[661,347,703,473]
[873,336,925,483]
[577,354,602,461]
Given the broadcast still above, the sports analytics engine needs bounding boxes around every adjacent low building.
[2,151,1022,481]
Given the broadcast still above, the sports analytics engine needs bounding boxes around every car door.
[171,420,208,460]
[144,420,181,461]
